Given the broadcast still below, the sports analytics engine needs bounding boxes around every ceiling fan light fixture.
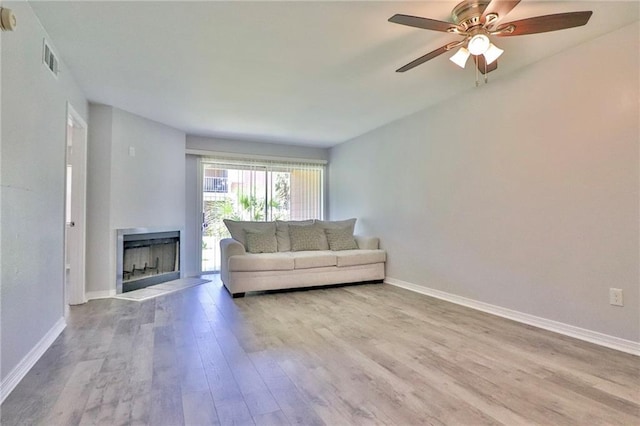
[467,33,490,55]
[449,47,470,68]
[483,43,504,65]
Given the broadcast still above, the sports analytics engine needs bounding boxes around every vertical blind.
[201,156,325,221]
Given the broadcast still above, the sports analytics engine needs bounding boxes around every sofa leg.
[232,292,245,299]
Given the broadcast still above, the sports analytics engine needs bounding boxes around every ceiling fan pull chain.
[484,60,488,84]
[475,56,479,87]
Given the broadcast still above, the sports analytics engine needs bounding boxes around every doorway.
[201,164,268,272]
[64,103,87,305]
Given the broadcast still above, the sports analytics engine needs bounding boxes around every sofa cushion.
[276,219,314,252]
[228,253,294,272]
[245,229,277,254]
[290,251,337,269]
[325,228,358,251]
[223,220,276,247]
[289,224,326,251]
[335,249,386,267]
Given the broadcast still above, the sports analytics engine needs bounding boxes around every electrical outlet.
[609,288,623,306]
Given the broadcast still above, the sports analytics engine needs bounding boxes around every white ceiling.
[30,1,639,147]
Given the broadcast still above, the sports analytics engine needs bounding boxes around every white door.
[64,103,87,305]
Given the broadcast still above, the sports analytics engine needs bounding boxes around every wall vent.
[42,39,59,77]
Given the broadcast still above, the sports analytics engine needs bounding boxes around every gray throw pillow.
[223,220,276,246]
[288,224,325,251]
[325,227,358,251]
[244,229,277,254]
[275,219,314,252]
[314,218,357,250]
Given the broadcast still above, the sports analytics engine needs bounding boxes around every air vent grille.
[43,40,59,77]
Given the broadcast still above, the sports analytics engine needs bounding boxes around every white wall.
[184,154,200,277]
[329,23,639,343]
[86,105,186,296]
[86,104,113,296]
[184,136,329,276]
[1,1,88,388]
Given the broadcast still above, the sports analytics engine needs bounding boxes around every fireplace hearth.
[116,228,181,293]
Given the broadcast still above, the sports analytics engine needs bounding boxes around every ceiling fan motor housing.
[452,0,492,30]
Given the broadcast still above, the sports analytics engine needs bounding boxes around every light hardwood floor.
[1,275,638,425]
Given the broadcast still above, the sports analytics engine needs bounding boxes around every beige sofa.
[219,219,386,297]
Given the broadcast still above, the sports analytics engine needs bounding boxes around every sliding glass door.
[201,159,324,272]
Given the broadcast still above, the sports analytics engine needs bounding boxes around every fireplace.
[116,228,181,293]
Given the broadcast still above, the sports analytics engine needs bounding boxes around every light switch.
[129,146,136,157]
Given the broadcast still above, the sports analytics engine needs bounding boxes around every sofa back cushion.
[244,229,278,254]
[223,220,276,247]
[275,220,314,252]
[315,218,356,233]
[288,224,326,251]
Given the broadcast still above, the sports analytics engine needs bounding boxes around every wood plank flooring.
[1,275,638,425]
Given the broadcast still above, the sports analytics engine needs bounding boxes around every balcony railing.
[204,176,228,193]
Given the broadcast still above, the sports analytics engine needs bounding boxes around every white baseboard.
[85,289,116,300]
[1,317,67,404]
[385,277,640,356]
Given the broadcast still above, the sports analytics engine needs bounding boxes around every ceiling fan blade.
[495,11,593,36]
[482,0,521,24]
[389,14,456,33]
[396,45,450,72]
[476,55,498,75]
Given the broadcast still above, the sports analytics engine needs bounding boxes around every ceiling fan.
[389,0,593,77]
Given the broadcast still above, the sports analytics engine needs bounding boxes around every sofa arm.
[354,235,379,250]
[220,238,246,285]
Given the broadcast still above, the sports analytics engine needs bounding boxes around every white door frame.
[196,156,204,273]
[64,103,88,305]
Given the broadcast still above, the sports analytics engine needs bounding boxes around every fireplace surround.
[116,227,182,293]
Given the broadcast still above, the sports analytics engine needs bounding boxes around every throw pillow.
[275,219,314,252]
[223,220,276,247]
[314,218,357,250]
[244,229,278,254]
[288,224,326,251]
[325,227,358,251]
